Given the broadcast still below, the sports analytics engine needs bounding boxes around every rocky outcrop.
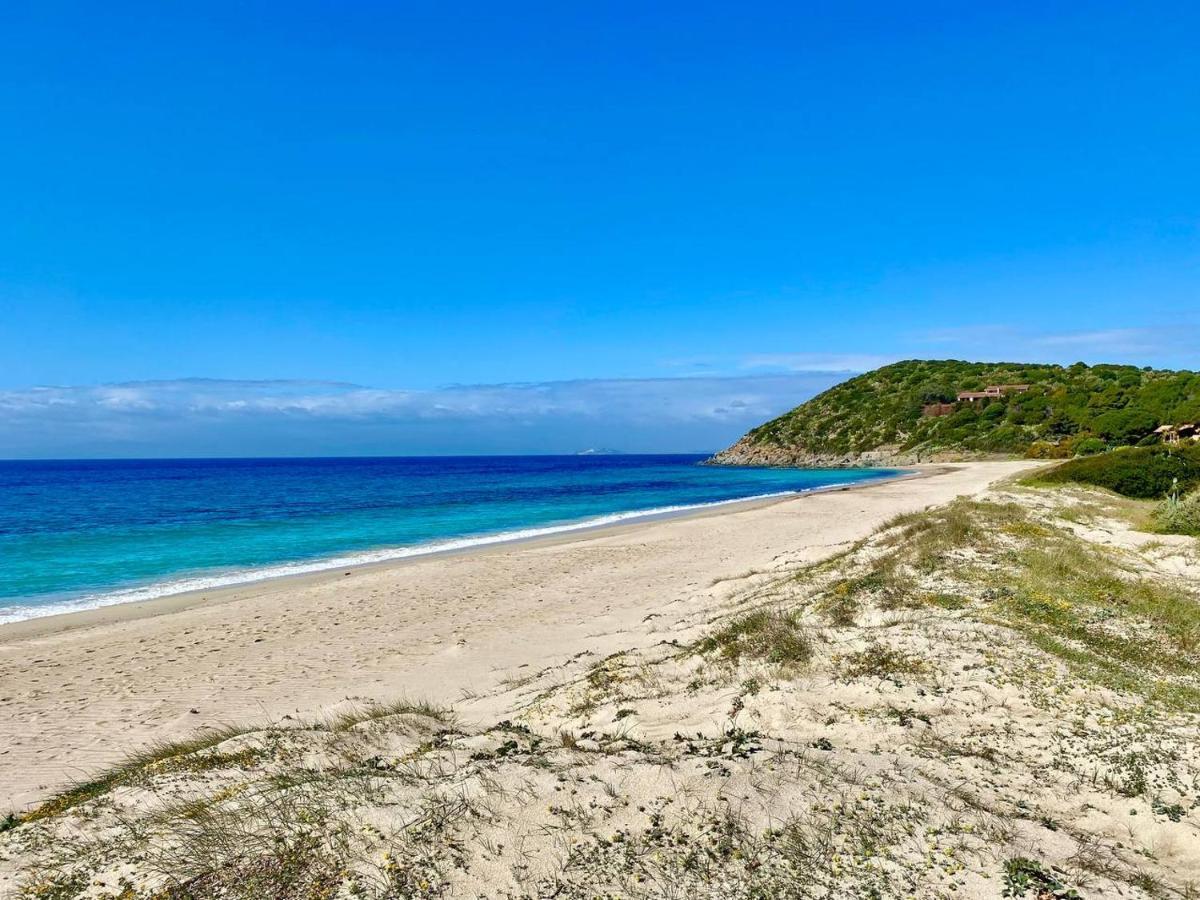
[706,436,981,468]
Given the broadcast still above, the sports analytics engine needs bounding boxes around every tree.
[1044,409,1078,437]
[1092,409,1158,444]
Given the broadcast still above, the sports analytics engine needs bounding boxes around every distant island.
[711,358,1200,466]
[575,447,623,455]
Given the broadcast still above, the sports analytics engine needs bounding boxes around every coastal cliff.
[710,358,1200,467]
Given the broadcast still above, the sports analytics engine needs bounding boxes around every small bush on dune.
[1155,489,1200,536]
[697,609,812,668]
[1024,441,1070,460]
[1071,437,1107,456]
[839,642,928,680]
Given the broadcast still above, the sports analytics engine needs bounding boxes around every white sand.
[0,461,1036,811]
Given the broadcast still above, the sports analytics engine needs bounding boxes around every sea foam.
[0,481,891,624]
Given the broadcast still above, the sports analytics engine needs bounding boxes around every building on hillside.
[956,384,1032,403]
[1156,423,1199,444]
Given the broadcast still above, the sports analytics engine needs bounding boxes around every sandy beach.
[0,461,1032,811]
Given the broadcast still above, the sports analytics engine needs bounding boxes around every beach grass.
[695,608,812,668]
[24,724,263,823]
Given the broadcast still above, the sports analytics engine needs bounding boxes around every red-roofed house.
[956,384,1032,403]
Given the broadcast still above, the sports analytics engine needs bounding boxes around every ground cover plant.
[1156,489,1200,536]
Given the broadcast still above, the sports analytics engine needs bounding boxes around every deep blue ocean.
[0,456,900,622]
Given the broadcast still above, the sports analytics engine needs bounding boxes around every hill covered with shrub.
[711,359,1200,466]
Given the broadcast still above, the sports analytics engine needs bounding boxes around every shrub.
[1072,437,1107,456]
[838,642,927,680]
[1002,857,1080,898]
[1155,489,1200,536]
[697,609,812,668]
[1038,445,1200,499]
[1092,408,1158,443]
[1024,440,1069,460]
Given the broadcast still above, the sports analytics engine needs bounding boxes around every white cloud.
[0,373,848,458]
[1029,328,1153,351]
[912,324,1188,360]
[907,324,1200,367]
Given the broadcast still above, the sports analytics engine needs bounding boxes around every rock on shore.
[705,435,973,467]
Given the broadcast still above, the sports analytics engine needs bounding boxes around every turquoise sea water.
[0,456,901,622]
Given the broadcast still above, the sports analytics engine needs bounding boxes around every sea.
[0,455,901,623]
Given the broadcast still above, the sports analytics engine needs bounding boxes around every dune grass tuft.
[696,608,813,668]
[839,642,928,681]
[26,724,261,822]
[323,697,455,732]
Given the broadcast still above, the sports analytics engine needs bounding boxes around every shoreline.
[0,461,1028,810]
[0,466,927,641]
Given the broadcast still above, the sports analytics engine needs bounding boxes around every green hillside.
[718,359,1200,463]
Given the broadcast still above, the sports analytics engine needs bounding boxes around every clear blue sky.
[1,2,1197,455]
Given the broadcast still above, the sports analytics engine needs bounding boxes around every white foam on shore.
[0,475,901,625]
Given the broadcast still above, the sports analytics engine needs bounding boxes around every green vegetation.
[1155,489,1200,536]
[695,490,1200,710]
[696,608,812,668]
[324,698,454,732]
[1036,443,1200,498]
[786,493,1199,712]
[22,700,450,827]
[1002,857,1081,898]
[918,499,1200,710]
[838,642,928,681]
[999,539,1200,707]
[732,358,1199,459]
[1034,441,1200,533]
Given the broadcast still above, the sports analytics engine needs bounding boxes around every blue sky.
[1,1,1197,455]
